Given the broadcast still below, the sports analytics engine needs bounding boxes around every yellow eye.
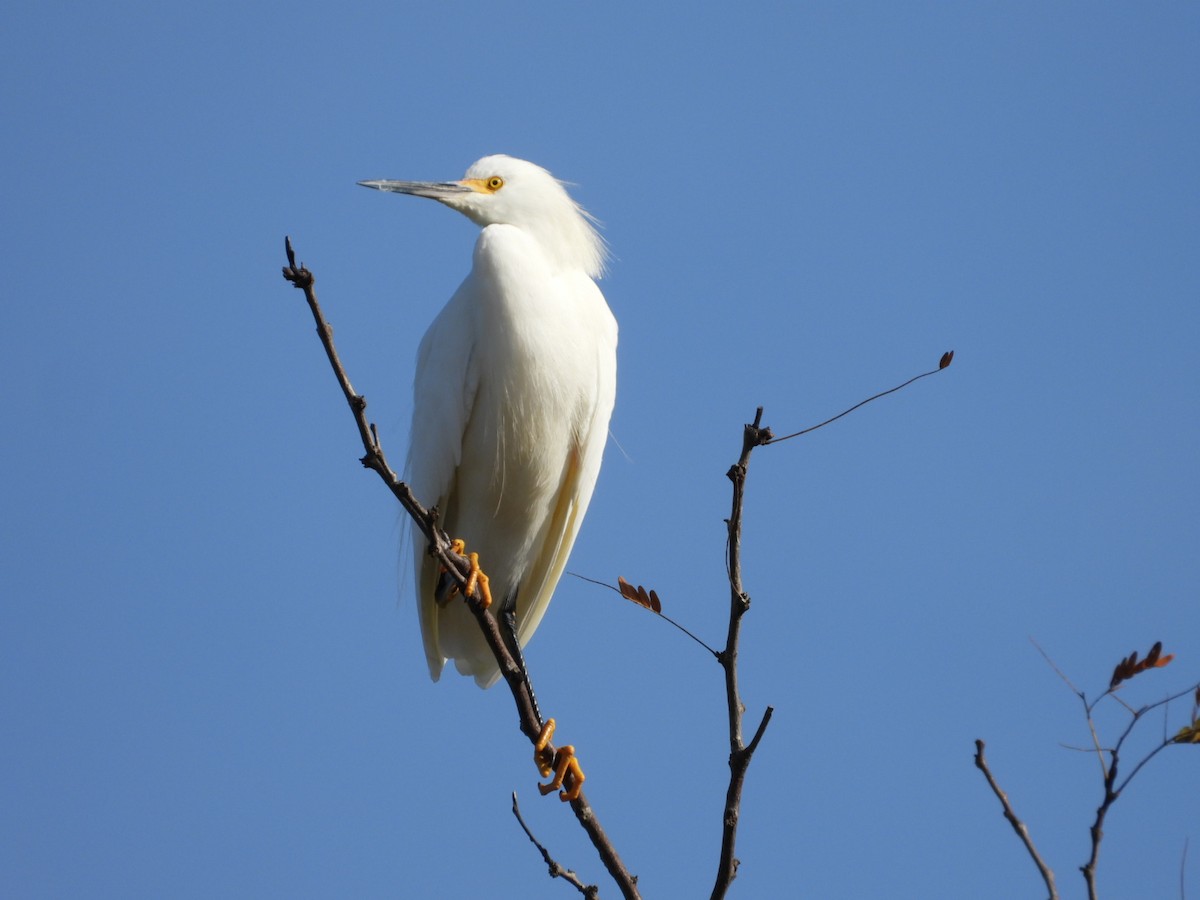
[486,176,504,191]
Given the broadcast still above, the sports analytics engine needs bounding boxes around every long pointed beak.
[357,179,472,201]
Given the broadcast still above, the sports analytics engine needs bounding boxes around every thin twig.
[282,237,639,900]
[973,740,1059,900]
[710,407,776,900]
[512,793,600,899]
[1030,637,1082,696]
[1032,639,1110,781]
[568,572,719,657]
[1181,836,1189,900]
[766,352,953,445]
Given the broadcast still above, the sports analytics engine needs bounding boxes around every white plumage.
[359,155,617,687]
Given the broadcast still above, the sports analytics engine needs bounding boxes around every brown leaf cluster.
[618,576,661,614]
[939,350,954,370]
[1109,641,1174,690]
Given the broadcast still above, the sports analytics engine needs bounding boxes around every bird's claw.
[442,538,493,609]
[534,718,585,802]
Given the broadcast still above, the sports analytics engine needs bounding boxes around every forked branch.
[612,357,953,898]
[708,370,951,897]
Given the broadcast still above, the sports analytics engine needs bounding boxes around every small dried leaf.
[617,576,663,614]
[1109,641,1172,690]
[1110,651,1137,690]
[939,350,954,370]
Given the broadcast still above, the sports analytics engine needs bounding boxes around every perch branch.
[281,237,639,899]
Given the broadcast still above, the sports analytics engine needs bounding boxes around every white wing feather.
[407,280,480,681]
[409,223,617,687]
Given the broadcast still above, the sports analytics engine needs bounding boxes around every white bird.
[359,155,617,689]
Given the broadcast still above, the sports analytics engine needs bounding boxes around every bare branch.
[1081,669,1199,899]
[1028,635,1199,899]
[1031,639,1111,782]
[1080,744,1118,900]
[581,405,785,900]
[710,408,776,900]
[281,237,640,900]
[512,793,600,899]
[973,740,1059,900]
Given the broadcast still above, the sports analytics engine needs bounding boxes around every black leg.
[500,599,542,725]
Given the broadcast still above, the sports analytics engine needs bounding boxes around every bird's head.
[359,155,606,278]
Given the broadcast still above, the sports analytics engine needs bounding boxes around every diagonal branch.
[281,237,639,900]
[974,740,1059,900]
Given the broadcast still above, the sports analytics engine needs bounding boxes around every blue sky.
[2,2,1197,897]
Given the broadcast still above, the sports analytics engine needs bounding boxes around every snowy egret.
[359,156,617,689]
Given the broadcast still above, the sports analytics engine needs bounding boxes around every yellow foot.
[442,539,492,609]
[534,718,585,802]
